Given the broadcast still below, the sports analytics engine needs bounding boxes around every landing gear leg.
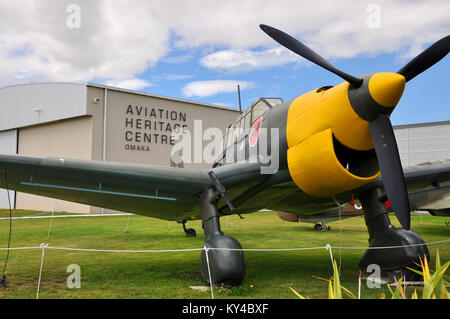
[199,187,245,286]
[181,220,196,237]
[358,187,429,281]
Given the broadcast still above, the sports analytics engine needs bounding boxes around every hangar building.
[0,83,449,214]
[0,82,240,213]
[395,121,450,167]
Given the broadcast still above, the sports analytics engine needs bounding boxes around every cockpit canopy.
[224,97,283,148]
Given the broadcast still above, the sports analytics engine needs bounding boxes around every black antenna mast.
[237,85,242,113]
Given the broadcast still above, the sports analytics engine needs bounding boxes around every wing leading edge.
[0,154,213,220]
[0,154,266,220]
[1,153,449,221]
[403,161,450,215]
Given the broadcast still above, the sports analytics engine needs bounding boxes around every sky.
[0,0,449,125]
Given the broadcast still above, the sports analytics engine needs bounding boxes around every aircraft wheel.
[200,235,245,286]
[314,223,324,231]
[185,228,197,237]
[386,264,422,283]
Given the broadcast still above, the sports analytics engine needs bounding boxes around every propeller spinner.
[260,24,450,230]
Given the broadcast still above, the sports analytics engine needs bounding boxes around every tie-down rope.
[0,238,448,299]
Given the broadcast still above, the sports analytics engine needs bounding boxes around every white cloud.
[200,47,300,72]
[105,78,153,90]
[0,0,448,84]
[182,80,254,97]
[0,0,170,84]
[162,54,194,64]
[150,74,194,82]
[163,74,195,81]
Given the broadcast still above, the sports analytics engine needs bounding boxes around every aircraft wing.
[276,160,450,224]
[0,154,264,221]
[354,160,450,216]
[1,153,449,221]
[403,161,450,216]
[294,204,362,224]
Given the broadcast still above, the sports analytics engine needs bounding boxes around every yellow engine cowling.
[286,82,380,197]
[287,128,380,196]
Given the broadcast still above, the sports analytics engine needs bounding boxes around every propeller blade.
[369,113,410,230]
[260,24,363,88]
[398,35,450,82]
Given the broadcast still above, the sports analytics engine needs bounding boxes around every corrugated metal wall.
[395,122,450,167]
[0,82,87,131]
[0,129,17,209]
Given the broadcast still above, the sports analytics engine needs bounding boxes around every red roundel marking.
[349,194,355,206]
[249,117,262,147]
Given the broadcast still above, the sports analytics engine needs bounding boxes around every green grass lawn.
[0,209,448,299]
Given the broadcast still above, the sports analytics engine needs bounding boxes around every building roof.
[0,82,88,131]
[0,81,240,113]
[0,82,240,132]
[87,82,240,112]
[393,120,450,129]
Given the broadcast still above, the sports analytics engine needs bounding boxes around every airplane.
[0,25,449,286]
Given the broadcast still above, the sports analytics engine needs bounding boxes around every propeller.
[369,113,410,229]
[398,35,450,82]
[260,24,450,230]
[259,24,363,88]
